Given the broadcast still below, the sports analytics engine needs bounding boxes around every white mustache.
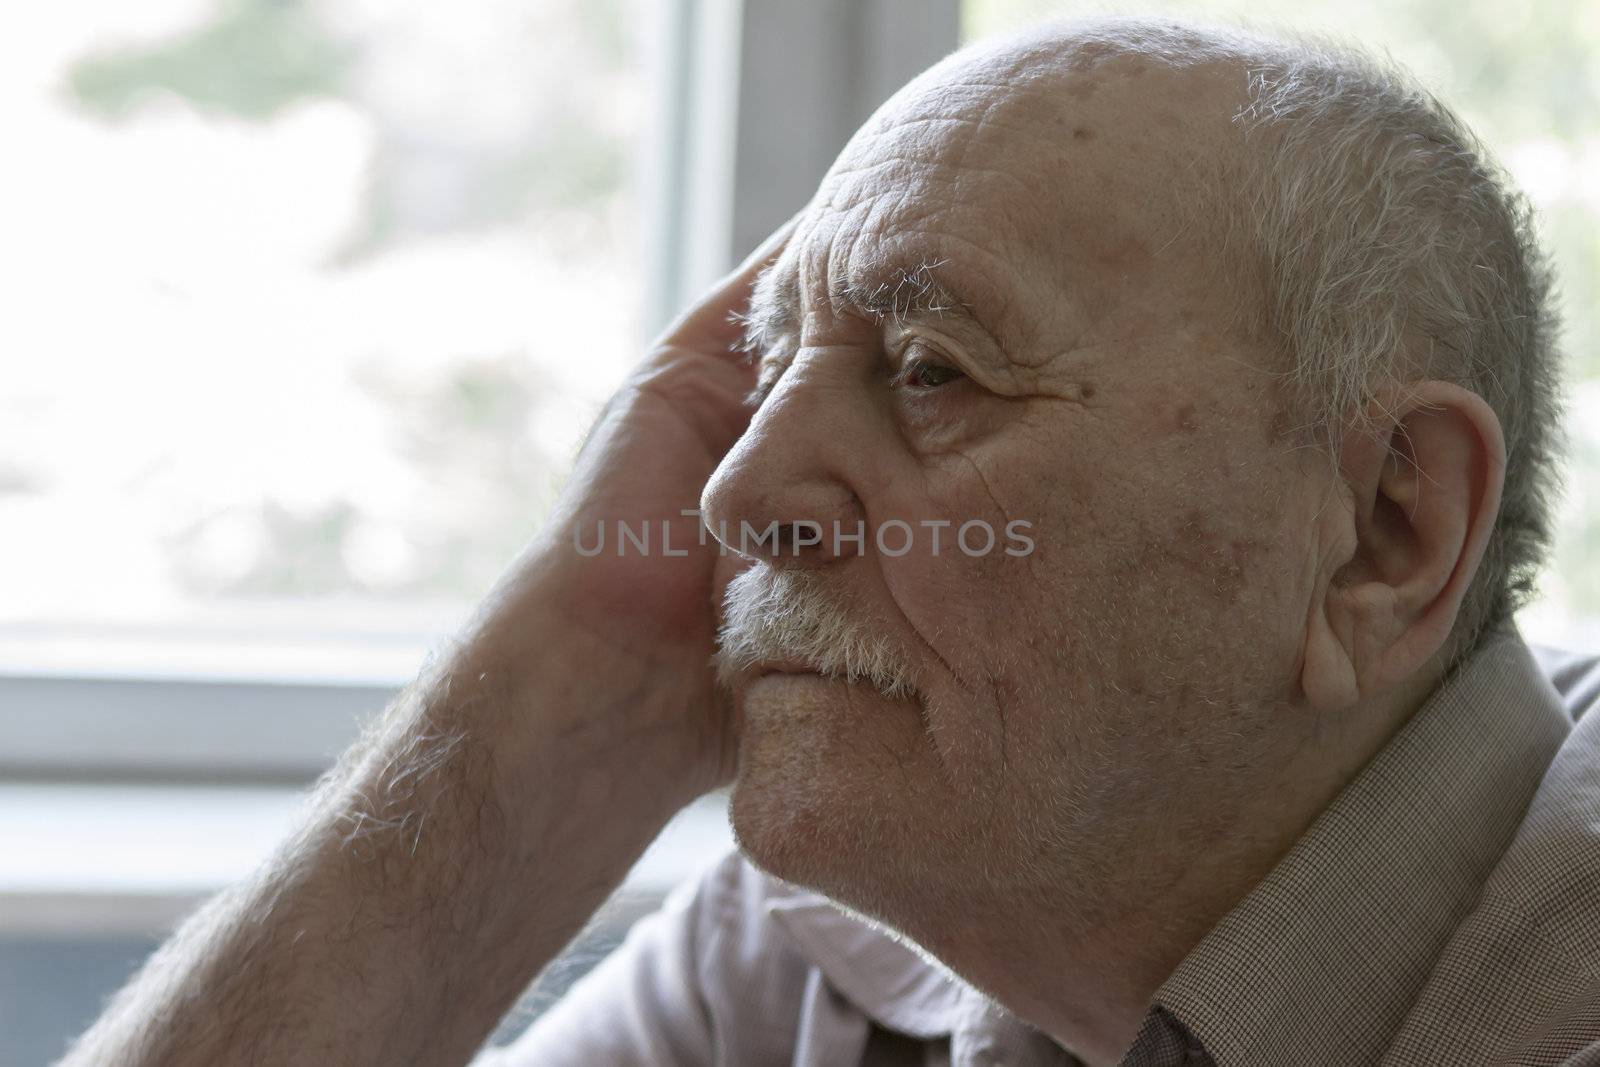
[713,567,917,700]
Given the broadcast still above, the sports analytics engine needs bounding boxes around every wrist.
[441,562,715,823]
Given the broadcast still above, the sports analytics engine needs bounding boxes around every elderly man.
[63,15,1598,1067]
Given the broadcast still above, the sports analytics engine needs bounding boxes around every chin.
[727,671,955,918]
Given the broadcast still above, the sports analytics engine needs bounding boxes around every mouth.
[739,658,918,704]
[754,659,822,678]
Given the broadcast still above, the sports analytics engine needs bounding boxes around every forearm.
[60,593,695,1067]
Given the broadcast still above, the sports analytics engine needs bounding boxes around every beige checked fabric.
[479,625,1600,1066]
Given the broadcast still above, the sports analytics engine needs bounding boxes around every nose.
[700,370,867,565]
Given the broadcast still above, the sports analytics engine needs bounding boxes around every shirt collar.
[1146,625,1572,1065]
[765,890,1077,1063]
[765,891,968,1039]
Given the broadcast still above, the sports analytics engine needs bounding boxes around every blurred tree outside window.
[1,0,649,672]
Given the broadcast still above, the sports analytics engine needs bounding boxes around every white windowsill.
[0,784,733,936]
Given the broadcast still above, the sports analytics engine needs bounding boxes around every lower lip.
[745,672,917,709]
[759,667,820,679]
[750,674,824,698]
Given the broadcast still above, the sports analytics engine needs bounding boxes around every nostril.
[710,519,831,560]
[779,521,827,555]
[742,520,815,558]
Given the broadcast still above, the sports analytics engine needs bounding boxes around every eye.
[893,351,965,391]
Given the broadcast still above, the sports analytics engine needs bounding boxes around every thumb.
[658,208,806,352]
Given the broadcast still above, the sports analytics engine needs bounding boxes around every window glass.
[0,0,651,674]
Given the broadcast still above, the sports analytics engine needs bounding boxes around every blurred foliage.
[344,353,563,597]
[69,0,352,121]
[167,353,560,598]
[177,500,360,597]
[337,0,635,259]
[573,0,633,68]
[54,0,641,603]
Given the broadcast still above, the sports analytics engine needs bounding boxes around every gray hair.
[1048,17,1566,662]
[1228,31,1565,662]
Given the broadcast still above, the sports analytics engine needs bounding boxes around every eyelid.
[747,334,965,408]
[888,337,963,384]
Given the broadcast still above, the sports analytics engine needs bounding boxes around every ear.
[1300,382,1506,711]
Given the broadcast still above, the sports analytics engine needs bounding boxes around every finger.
[719,206,806,292]
[659,207,807,349]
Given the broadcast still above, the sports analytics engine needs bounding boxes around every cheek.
[874,491,1046,676]
[870,419,1092,672]
[931,412,1301,696]
[1082,443,1306,699]
[866,473,1075,781]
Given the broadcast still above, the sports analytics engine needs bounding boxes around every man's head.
[702,15,1561,1000]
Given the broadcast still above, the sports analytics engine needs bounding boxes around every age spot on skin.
[1174,402,1199,434]
[1093,236,1153,275]
[1174,509,1265,606]
[1072,126,1095,141]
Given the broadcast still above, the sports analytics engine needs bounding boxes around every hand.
[462,214,800,806]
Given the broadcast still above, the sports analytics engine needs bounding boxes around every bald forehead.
[754,34,1247,359]
[836,29,1248,160]
[830,35,1243,237]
